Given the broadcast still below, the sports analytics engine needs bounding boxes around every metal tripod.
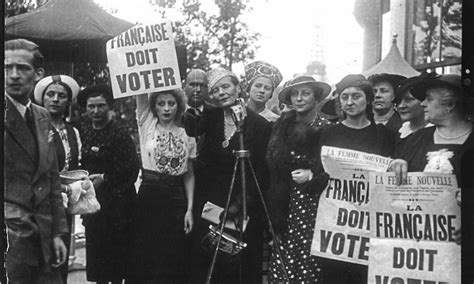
[205,123,289,284]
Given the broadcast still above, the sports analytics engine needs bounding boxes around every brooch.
[91,146,100,152]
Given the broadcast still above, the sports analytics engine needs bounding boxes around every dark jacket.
[266,111,329,234]
[4,98,68,268]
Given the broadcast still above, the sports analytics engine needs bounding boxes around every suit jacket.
[4,97,68,267]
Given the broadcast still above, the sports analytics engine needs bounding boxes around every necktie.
[25,107,36,136]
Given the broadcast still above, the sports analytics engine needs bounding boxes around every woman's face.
[155,93,178,124]
[397,91,424,123]
[43,83,70,116]
[289,83,317,114]
[86,95,111,125]
[420,88,451,124]
[249,77,273,105]
[209,76,240,108]
[339,86,368,118]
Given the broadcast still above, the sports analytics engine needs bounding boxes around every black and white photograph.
[4,0,472,283]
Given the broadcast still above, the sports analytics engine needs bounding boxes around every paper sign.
[201,201,249,232]
[321,146,392,175]
[311,169,371,265]
[367,172,460,284]
[106,21,181,99]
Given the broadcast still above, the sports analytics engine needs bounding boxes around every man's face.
[5,49,43,103]
[372,81,395,112]
[184,71,208,108]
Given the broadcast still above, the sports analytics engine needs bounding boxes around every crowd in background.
[4,38,473,284]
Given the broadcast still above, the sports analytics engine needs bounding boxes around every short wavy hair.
[5,39,44,69]
[149,88,187,124]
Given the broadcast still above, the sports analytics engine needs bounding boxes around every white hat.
[34,75,80,105]
[207,68,239,90]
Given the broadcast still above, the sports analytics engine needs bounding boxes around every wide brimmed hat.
[77,84,114,108]
[207,68,239,90]
[278,75,331,105]
[410,74,463,101]
[335,74,371,95]
[244,61,283,88]
[368,73,407,88]
[34,75,80,105]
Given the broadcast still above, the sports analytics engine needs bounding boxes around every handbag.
[67,180,101,215]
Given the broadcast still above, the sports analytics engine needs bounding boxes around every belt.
[141,169,182,186]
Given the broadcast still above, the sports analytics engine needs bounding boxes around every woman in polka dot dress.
[266,75,332,283]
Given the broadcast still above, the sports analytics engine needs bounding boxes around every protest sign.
[106,21,181,99]
[311,169,371,265]
[311,147,391,265]
[367,172,460,284]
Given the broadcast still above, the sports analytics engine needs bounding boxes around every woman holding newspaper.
[389,74,473,248]
[317,74,396,284]
[390,74,473,184]
[130,89,196,283]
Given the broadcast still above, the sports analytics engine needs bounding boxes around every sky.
[94,0,364,86]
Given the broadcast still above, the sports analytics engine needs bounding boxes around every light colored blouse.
[137,95,196,176]
[399,121,434,139]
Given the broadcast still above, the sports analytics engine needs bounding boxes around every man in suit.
[183,69,210,157]
[184,69,209,112]
[4,39,68,283]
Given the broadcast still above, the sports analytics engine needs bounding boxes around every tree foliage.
[5,1,138,148]
[155,0,260,71]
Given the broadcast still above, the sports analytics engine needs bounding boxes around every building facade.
[355,0,462,74]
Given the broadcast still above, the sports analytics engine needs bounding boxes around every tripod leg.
[246,158,290,281]
[205,158,240,284]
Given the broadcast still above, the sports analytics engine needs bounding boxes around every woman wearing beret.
[183,67,271,284]
[245,61,283,122]
[266,75,332,283]
[77,84,140,284]
[318,74,396,284]
[34,75,82,284]
[130,89,195,283]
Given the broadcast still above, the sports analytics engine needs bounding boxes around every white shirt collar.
[6,94,31,119]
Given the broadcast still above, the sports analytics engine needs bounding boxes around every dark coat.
[79,119,140,281]
[182,106,271,215]
[182,106,271,284]
[4,98,68,268]
[266,111,329,234]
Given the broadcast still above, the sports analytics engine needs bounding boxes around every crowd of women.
[36,59,472,284]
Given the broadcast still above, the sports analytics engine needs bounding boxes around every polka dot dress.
[269,186,322,283]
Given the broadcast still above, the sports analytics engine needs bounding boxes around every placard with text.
[367,172,460,284]
[106,21,181,99]
[310,147,392,265]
